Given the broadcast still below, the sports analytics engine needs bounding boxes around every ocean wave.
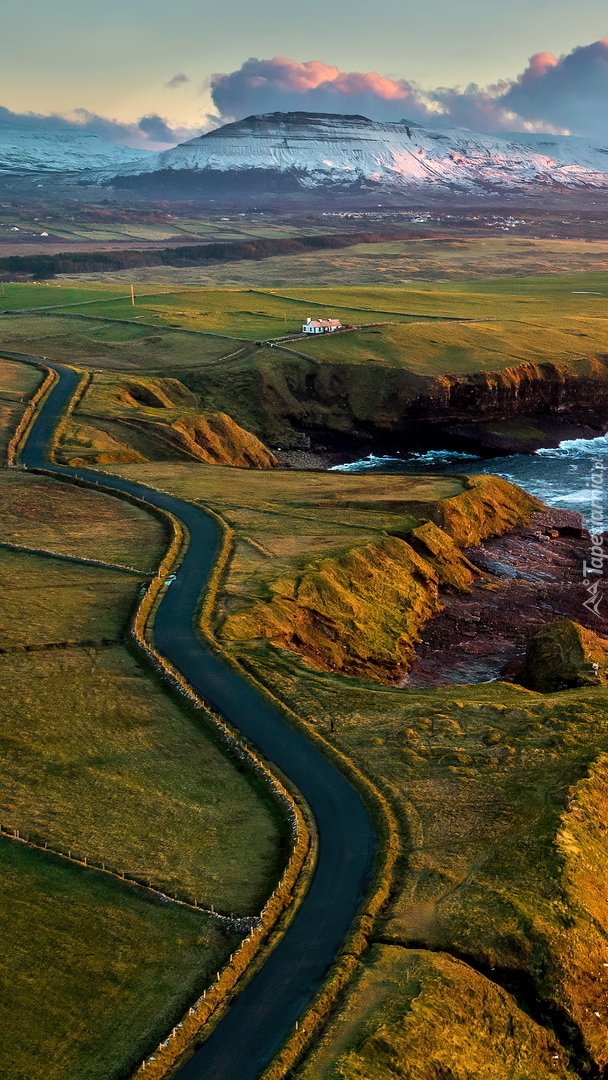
[331,449,481,472]
[535,435,608,459]
[330,454,401,472]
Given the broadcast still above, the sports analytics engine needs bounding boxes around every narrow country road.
[13,353,378,1080]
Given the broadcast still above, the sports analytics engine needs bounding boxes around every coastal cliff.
[185,350,608,454]
[220,476,541,680]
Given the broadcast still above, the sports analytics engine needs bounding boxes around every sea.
[331,435,608,532]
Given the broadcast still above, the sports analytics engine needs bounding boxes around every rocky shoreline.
[405,508,608,688]
[273,418,608,472]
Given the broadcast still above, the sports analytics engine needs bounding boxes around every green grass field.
[296,944,577,1080]
[0,547,140,647]
[294,316,608,374]
[102,461,461,599]
[273,273,608,319]
[0,282,135,310]
[61,236,608,288]
[0,448,284,1078]
[1,273,606,399]
[0,641,284,911]
[47,287,419,339]
[0,471,166,568]
[0,353,42,458]
[0,314,239,371]
[0,837,239,1080]
[0,470,283,910]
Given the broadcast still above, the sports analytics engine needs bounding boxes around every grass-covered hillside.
[2,272,607,448]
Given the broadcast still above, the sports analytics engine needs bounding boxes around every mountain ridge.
[0,121,154,175]
[133,111,608,196]
[4,111,608,198]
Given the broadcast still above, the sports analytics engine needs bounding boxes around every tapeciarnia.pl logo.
[582,459,606,616]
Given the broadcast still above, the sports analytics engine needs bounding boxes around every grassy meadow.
[0,313,238,371]
[0,468,284,909]
[295,316,608,374]
[5,272,607,458]
[0,470,166,568]
[101,461,462,606]
[296,944,577,1080]
[0,642,284,911]
[0,353,42,457]
[0,274,606,430]
[0,427,284,1077]
[53,235,608,287]
[0,837,239,1080]
[0,546,140,648]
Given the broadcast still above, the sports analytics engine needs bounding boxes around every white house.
[302,318,342,334]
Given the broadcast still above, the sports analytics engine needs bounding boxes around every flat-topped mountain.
[114,111,608,198]
[6,111,608,201]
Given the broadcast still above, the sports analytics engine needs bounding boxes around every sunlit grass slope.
[0,838,238,1080]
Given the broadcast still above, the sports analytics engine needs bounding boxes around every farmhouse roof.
[305,318,342,328]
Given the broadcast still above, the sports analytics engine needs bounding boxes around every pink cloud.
[520,51,559,85]
[210,44,608,140]
[503,38,608,136]
[211,56,415,121]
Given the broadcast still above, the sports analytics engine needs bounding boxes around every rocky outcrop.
[519,619,608,692]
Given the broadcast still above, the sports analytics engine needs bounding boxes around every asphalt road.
[15,354,378,1080]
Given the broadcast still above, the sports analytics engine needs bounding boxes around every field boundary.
[122,499,316,1080]
[0,538,151,574]
[250,287,480,322]
[4,355,58,466]
[0,824,254,930]
[45,366,92,461]
[4,307,250,343]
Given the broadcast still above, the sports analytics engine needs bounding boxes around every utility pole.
[130,284,135,306]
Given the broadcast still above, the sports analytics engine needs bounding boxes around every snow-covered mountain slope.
[123,112,608,195]
[0,122,155,174]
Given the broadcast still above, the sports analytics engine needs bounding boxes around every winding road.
[14,354,378,1080]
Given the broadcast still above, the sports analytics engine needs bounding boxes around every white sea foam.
[331,434,608,529]
[330,454,401,472]
[331,449,480,472]
[535,434,608,458]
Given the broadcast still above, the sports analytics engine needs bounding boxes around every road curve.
[16,355,378,1080]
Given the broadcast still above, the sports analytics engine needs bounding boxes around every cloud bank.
[1,38,607,152]
[210,42,608,139]
[0,105,202,150]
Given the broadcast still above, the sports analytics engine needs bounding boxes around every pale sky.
[1,0,607,127]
